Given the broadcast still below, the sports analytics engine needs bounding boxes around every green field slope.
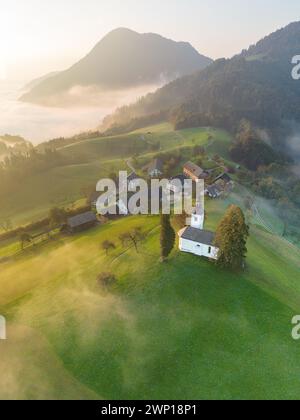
[0,123,231,227]
[1,208,300,400]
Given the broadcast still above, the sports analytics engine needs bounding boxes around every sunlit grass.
[1,209,300,399]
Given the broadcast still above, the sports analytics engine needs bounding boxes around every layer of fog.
[0,324,100,400]
[0,81,162,145]
[0,240,140,399]
[285,122,300,177]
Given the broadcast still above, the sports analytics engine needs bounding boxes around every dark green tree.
[49,207,67,229]
[102,240,116,255]
[160,214,175,262]
[120,227,145,253]
[97,272,116,289]
[215,205,249,271]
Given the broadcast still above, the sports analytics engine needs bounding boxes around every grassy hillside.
[1,202,300,399]
[0,123,231,228]
[1,120,299,399]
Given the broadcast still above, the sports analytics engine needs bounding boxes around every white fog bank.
[0,81,161,145]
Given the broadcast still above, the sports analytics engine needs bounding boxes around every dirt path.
[125,158,136,173]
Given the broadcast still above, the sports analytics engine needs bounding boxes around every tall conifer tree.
[215,205,249,271]
[160,214,176,262]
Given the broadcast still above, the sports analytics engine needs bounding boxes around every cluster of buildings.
[182,161,234,198]
[205,172,234,199]
[143,159,234,260]
[65,157,234,261]
[143,158,234,198]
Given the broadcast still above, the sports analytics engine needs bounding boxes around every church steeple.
[191,202,204,230]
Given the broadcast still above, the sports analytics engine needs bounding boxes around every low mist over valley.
[1,28,212,144]
[0,80,161,144]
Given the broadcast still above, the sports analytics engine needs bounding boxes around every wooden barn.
[65,211,98,234]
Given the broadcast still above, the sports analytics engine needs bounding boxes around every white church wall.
[179,238,219,260]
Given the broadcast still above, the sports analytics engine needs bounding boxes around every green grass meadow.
[1,207,300,399]
[1,123,300,400]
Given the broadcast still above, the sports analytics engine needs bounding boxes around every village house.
[117,187,165,215]
[214,172,232,183]
[204,172,234,199]
[146,158,164,177]
[126,172,141,190]
[117,172,141,192]
[205,183,223,199]
[183,161,208,181]
[166,174,188,193]
[90,172,142,211]
[214,172,234,188]
[178,203,219,260]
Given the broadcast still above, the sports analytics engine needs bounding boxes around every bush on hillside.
[97,272,117,289]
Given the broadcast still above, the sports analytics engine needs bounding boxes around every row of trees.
[101,226,146,256]
[3,205,92,251]
[101,205,249,273]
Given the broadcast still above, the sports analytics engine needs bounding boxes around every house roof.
[183,161,204,177]
[170,174,188,184]
[214,172,232,184]
[67,211,97,228]
[127,172,140,183]
[181,227,216,246]
[206,184,223,196]
[193,202,204,215]
[116,172,141,191]
[148,158,163,174]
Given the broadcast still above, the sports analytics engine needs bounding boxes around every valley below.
[0,81,160,144]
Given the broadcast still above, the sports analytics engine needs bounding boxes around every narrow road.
[125,158,136,173]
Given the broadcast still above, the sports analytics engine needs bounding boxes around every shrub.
[97,272,116,289]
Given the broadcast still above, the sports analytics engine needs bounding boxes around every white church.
[178,203,219,260]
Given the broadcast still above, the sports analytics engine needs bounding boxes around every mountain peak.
[103,27,139,39]
[20,29,213,106]
[243,20,300,59]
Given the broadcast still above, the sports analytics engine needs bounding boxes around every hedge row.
[0,204,92,243]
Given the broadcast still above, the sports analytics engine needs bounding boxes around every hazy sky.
[1,0,300,81]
